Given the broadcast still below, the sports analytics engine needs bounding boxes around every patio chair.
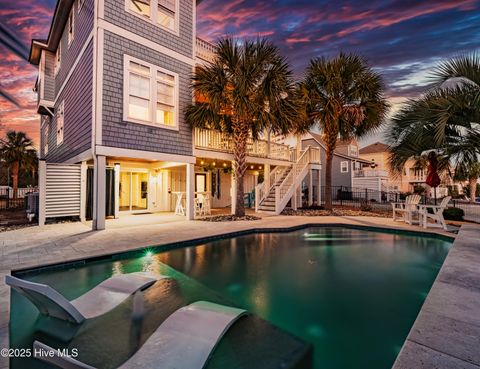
[33,301,247,369]
[418,196,451,231]
[5,272,164,324]
[391,194,422,225]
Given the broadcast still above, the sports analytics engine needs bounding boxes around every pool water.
[10,227,452,369]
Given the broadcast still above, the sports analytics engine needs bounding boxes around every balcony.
[194,128,295,162]
[353,169,388,178]
[196,37,216,63]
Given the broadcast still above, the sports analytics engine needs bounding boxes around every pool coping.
[1,217,471,369]
[392,223,480,369]
[11,223,454,276]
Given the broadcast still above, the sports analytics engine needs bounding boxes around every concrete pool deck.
[0,215,477,369]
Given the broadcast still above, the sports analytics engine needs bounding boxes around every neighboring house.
[359,142,452,197]
[301,132,372,191]
[30,0,320,228]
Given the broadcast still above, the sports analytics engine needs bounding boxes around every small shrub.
[360,200,373,212]
[443,207,464,221]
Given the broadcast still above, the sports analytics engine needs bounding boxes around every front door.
[119,171,148,212]
[195,173,207,193]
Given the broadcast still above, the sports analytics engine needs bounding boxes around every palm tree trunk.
[469,176,477,202]
[324,148,333,210]
[232,122,248,217]
[11,161,19,200]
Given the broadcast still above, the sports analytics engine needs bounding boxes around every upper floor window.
[340,161,349,173]
[44,124,49,155]
[349,144,358,157]
[78,0,85,12]
[57,101,65,145]
[68,8,75,46]
[127,0,178,32]
[124,55,178,129]
[54,43,61,75]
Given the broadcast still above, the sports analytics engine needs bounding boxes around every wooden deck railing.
[194,128,294,161]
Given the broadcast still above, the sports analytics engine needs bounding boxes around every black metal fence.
[0,187,35,210]
[451,199,480,223]
[303,185,428,211]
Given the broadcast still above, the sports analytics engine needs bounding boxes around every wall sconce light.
[223,163,227,167]
[212,162,216,166]
[200,160,204,165]
[258,166,262,170]
[250,165,254,169]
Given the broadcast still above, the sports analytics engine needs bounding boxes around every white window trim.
[78,0,85,12]
[68,7,75,47]
[125,0,180,36]
[340,161,349,173]
[123,54,179,131]
[44,124,49,155]
[54,42,61,76]
[56,100,65,145]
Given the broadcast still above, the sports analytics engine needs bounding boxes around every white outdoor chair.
[392,194,422,225]
[418,196,451,231]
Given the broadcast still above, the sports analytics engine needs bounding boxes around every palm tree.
[0,131,37,198]
[387,54,480,187]
[185,38,303,216]
[455,162,480,202]
[300,53,389,210]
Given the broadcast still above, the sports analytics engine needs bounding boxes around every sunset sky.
[0,0,479,147]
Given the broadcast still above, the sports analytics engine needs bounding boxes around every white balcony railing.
[194,128,294,162]
[196,37,216,62]
[354,169,388,178]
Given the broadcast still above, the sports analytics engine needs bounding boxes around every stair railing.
[255,165,290,211]
[275,147,313,214]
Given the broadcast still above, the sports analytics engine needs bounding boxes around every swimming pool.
[10,226,452,369]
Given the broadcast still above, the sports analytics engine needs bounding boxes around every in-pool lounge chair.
[34,301,247,369]
[6,272,162,324]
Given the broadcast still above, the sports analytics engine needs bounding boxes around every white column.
[80,161,87,222]
[186,163,195,220]
[317,169,321,205]
[38,160,46,226]
[231,173,237,214]
[264,164,271,187]
[93,155,106,230]
[114,163,120,218]
[308,169,313,206]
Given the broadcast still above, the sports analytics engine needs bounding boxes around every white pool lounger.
[6,272,162,324]
[33,301,247,369]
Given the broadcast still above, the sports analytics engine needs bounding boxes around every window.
[340,161,349,173]
[56,101,64,145]
[124,55,178,128]
[67,8,75,46]
[157,0,175,30]
[127,0,177,32]
[54,42,61,75]
[349,144,358,157]
[44,124,49,155]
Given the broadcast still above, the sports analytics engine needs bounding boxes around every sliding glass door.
[119,171,148,212]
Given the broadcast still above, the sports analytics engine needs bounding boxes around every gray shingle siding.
[54,0,94,97]
[104,0,194,58]
[45,40,93,163]
[302,138,353,188]
[101,31,193,156]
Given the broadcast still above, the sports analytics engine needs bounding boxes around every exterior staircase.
[255,146,320,214]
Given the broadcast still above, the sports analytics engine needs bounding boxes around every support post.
[38,160,46,226]
[264,164,270,188]
[93,155,106,230]
[317,170,321,205]
[308,168,313,206]
[231,173,237,215]
[80,161,87,222]
[114,163,120,219]
[186,163,195,220]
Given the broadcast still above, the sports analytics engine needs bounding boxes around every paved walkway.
[0,215,459,369]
